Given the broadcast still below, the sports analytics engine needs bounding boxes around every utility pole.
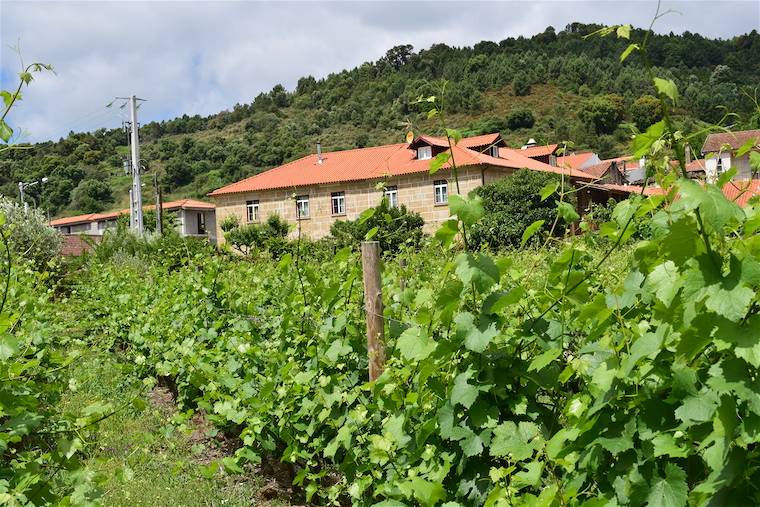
[117,95,146,234]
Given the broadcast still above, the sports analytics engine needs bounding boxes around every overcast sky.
[1,0,758,143]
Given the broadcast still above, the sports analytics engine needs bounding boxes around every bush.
[470,170,575,249]
[93,226,215,271]
[220,215,240,233]
[224,213,290,256]
[506,108,535,130]
[0,198,62,269]
[512,75,531,96]
[330,200,423,254]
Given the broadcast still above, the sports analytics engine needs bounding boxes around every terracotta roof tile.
[722,180,760,207]
[50,199,214,226]
[504,144,559,158]
[701,129,760,153]
[210,136,593,196]
[556,151,596,170]
[582,160,614,178]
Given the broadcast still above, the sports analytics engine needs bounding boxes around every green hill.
[3,23,759,217]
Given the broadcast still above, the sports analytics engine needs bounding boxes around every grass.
[62,350,287,507]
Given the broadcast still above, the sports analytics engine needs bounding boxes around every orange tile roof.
[458,133,504,149]
[50,199,214,226]
[582,160,615,179]
[556,151,596,170]
[702,129,760,153]
[210,135,592,196]
[503,144,559,159]
[685,159,706,173]
[722,180,760,207]
[49,213,100,226]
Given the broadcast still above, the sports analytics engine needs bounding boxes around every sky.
[1,0,759,143]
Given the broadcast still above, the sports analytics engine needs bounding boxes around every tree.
[579,94,625,134]
[470,170,574,249]
[162,156,193,189]
[70,179,113,213]
[506,109,535,130]
[630,95,663,130]
[512,75,531,96]
[331,200,423,253]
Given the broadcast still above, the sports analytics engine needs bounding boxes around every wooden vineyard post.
[361,241,386,381]
[399,258,407,292]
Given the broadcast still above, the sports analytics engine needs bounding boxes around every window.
[246,200,259,222]
[198,212,206,234]
[385,186,398,208]
[417,146,432,160]
[331,191,346,215]
[98,221,106,230]
[489,145,500,157]
[296,195,310,219]
[434,180,448,205]
[716,158,724,175]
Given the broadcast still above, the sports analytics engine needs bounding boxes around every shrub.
[512,75,531,96]
[0,197,62,269]
[224,213,290,256]
[92,226,214,271]
[506,108,535,130]
[330,200,423,254]
[220,215,240,232]
[470,170,575,249]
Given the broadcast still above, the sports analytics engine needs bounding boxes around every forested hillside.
[2,22,759,217]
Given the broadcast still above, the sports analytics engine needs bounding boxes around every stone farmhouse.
[208,133,595,241]
[49,198,218,244]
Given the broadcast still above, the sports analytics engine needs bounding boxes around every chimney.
[685,144,692,165]
[316,143,323,164]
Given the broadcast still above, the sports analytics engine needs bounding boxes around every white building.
[701,129,760,181]
[50,198,217,244]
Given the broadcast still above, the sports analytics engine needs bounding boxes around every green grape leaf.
[653,77,679,105]
[429,152,450,175]
[646,463,687,507]
[490,421,540,461]
[454,312,498,353]
[397,327,436,362]
[539,182,559,201]
[451,369,479,409]
[521,220,545,247]
[448,194,484,226]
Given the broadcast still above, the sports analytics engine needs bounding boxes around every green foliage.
[0,226,100,504]
[0,197,62,269]
[579,93,626,134]
[470,170,573,249]
[512,75,531,96]
[224,214,290,256]
[506,108,535,130]
[330,200,424,253]
[631,94,664,130]
[220,214,240,232]
[93,227,215,271]
[71,178,114,212]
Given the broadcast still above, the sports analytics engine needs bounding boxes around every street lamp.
[18,177,48,215]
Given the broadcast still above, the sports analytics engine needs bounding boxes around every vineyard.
[3,22,760,507]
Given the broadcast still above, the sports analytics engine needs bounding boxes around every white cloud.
[2,0,758,142]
